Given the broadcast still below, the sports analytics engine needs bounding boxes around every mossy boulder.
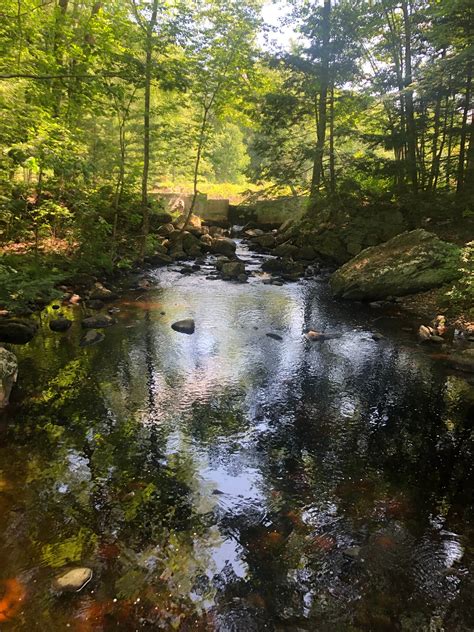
[330,229,462,300]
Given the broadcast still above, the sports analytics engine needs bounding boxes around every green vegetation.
[0,0,473,311]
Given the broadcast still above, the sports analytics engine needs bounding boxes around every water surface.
[1,244,473,630]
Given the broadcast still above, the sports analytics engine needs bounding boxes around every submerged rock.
[446,349,474,373]
[80,329,105,347]
[82,315,114,329]
[266,333,283,341]
[0,319,37,344]
[171,319,195,335]
[49,318,72,332]
[330,230,461,300]
[53,567,93,593]
[0,347,18,407]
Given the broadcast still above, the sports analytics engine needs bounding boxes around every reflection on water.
[1,246,473,630]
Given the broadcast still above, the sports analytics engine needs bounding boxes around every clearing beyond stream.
[1,241,473,630]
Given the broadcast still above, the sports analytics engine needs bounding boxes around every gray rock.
[331,230,461,300]
[53,567,93,593]
[0,319,37,344]
[446,349,474,373]
[82,315,114,329]
[49,318,72,332]
[80,329,105,347]
[89,282,117,301]
[171,319,195,335]
[343,546,361,559]
[85,299,105,310]
[211,237,237,258]
[221,261,246,279]
[0,347,18,407]
[266,333,283,341]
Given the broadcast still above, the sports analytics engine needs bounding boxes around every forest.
[0,2,474,630]
[0,0,472,309]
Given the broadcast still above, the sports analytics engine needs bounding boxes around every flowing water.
[0,242,473,630]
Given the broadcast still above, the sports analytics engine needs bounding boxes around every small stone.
[343,546,361,559]
[171,319,195,335]
[86,299,105,310]
[369,301,383,309]
[429,335,445,344]
[49,318,72,333]
[305,330,322,341]
[418,325,434,342]
[372,333,385,341]
[266,333,283,341]
[80,329,105,347]
[53,567,93,593]
[82,315,114,329]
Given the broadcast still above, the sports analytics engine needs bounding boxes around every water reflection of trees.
[1,282,473,629]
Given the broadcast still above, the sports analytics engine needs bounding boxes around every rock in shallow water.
[0,320,37,344]
[171,319,195,335]
[80,329,105,347]
[0,347,18,407]
[49,318,72,332]
[82,315,114,329]
[53,567,93,593]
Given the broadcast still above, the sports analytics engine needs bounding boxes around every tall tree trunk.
[401,0,418,192]
[308,0,331,215]
[139,0,159,262]
[428,89,443,191]
[445,104,456,189]
[456,63,472,194]
[464,110,474,199]
[329,85,335,195]
[187,105,210,221]
[432,92,450,191]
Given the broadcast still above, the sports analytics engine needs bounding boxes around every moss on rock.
[330,229,462,300]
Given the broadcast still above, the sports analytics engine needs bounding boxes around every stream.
[0,241,473,630]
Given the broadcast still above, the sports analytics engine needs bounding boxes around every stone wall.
[154,192,229,223]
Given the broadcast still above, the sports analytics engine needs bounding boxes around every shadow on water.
[0,246,473,630]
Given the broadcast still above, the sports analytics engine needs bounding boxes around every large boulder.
[273,242,299,258]
[262,257,305,276]
[221,261,246,279]
[175,213,202,230]
[330,230,462,300]
[182,232,203,257]
[0,319,37,344]
[157,223,175,237]
[211,237,237,258]
[254,234,276,249]
[0,347,18,407]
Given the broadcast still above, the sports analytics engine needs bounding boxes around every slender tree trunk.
[139,0,159,262]
[308,0,331,215]
[464,110,474,199]
[445,104,456,189]
[456,63,472,194]
[401,0,418,192]
[189,106,209,218]
[428,89,443,191]
[432,92,450,191]
[329,85,335,195]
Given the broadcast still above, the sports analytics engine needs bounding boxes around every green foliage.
[445,241,474,315]
[0,257,62,311]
